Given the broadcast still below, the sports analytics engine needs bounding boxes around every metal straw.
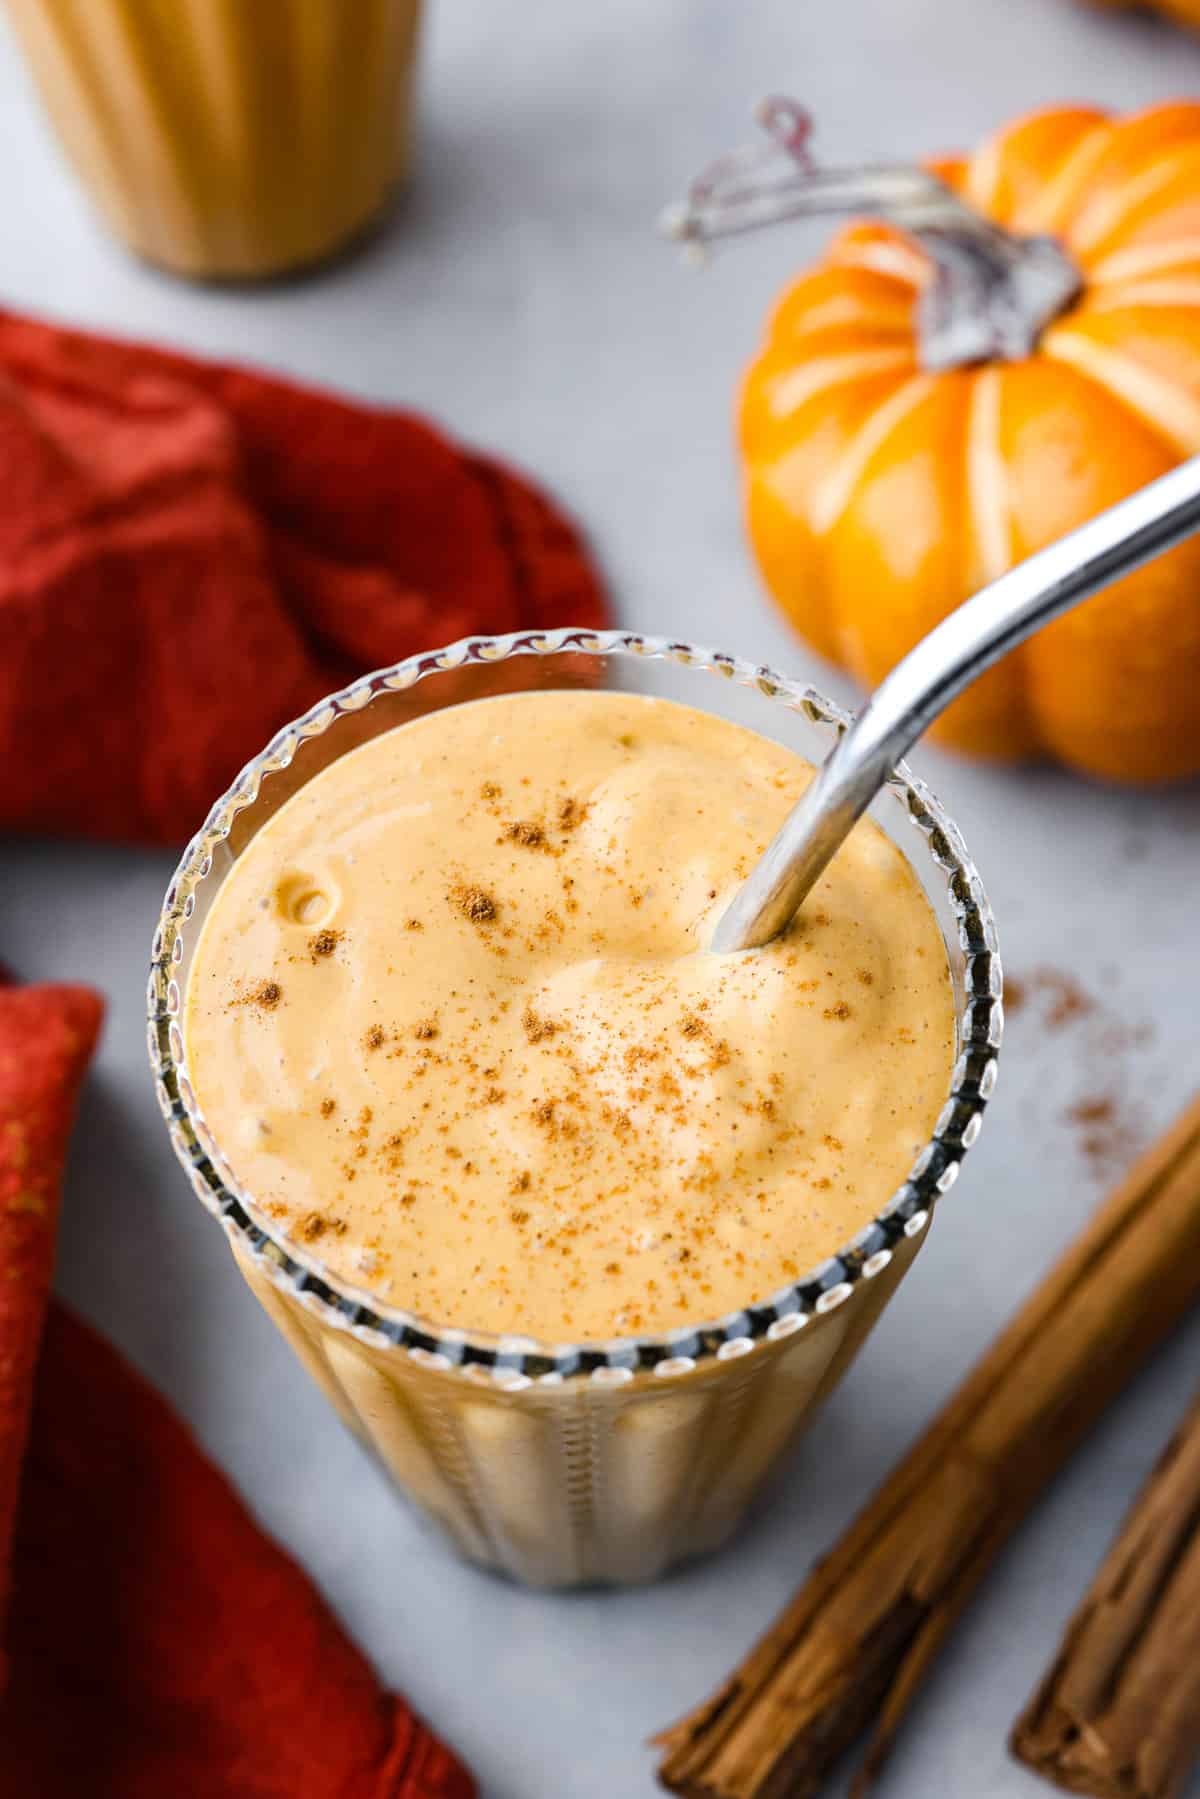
[712,456,1200,953]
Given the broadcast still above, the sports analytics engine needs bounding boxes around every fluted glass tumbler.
[149,630,1001,1587]
[4,0,421,280]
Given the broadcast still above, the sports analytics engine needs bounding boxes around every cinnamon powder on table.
[1005,967,1092,1029]
[1065,1094,1127,1178]
[1004,965,1154,1181]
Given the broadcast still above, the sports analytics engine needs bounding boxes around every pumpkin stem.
[663,97,1082,370]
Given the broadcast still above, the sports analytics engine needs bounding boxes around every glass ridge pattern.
[149,629,1001,1386]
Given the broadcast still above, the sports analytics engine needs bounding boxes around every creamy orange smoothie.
[185,690,954,1343]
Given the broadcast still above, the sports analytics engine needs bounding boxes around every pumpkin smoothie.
[185,690,954,1342]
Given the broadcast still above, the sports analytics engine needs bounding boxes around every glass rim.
[148,626,1002,1386]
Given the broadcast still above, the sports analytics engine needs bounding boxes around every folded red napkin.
[0,978,103,1673]
[0,308,608,845]
[0,978,474,1799]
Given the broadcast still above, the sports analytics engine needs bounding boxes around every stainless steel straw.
[713,456,1200,952]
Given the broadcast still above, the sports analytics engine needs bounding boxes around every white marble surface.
[2,2,1200,1794]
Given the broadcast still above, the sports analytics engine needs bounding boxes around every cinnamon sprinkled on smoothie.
[299,1211,345,1241]
[235,980,281,1011]
[185,689,955,1341]
[504,820,546,849]
[452,884,497,924]
[522,1006,558,1044]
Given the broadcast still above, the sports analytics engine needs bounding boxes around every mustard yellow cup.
[5,0,420,279]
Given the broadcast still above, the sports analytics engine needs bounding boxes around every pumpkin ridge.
[949,368,1035,757]
[809,373,936,536]
[1042,327,1200,455]
[964,368,1011,585]
[1090,236,1200,283]
[776,290,913,343]
[964,132,1004,216]
[1016,120,1114,238]
[1070,144,1200,258]
[768,261,917,339]
[969,107,1109,232]
[1085,278,1200,311]
[826,234,927,289]
[754,347,912,432]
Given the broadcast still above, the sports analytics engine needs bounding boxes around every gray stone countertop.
[1,2,1198,1793]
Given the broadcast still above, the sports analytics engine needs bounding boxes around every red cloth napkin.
[0,309,608,845]
[0,979,103,1665]
[0,982,475,1799]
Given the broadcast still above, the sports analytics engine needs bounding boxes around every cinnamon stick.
[1011,1387,1200,1799]
[655,1094,1200,1799]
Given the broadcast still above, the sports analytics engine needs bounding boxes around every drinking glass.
[149,628,1001,1587]
[4,0,421,279]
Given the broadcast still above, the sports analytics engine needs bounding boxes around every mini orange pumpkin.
[684,101,1200,782]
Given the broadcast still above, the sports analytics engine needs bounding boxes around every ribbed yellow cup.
[4,0,421,278]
